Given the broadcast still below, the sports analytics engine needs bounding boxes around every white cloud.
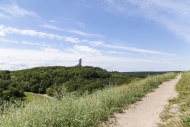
[125,0,190,43]
[0,38,50,48]
[41,24,105,38]
[0,48,86,70]
[86,0,190,43]
[64,37,81,43]
[68,45,101,56]
[0,31,5,36]
[89,41,104,46]
[1,36,175,58]
[0,48,74,61]
[21,41,48,47]
[68,29,105,38]
[0,25,81,43]
[41,48,60,52]
[40,24,64,31]
[107,51,125,55]
[0,38,17,43]
[0,24,176,57]
[0,2,39,18]
[89,41,176,56]
[0,47,186,71]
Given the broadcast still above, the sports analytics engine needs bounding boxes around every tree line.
[0,66,138,101]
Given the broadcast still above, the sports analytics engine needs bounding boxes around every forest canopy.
[0,66,136,101]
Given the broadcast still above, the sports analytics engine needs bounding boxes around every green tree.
[46,88,53,96]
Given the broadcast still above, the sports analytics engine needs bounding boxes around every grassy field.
[0,73,177,127]
[159,71,190,127]
[24,92,51,102]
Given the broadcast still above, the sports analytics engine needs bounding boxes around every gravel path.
[106,74,181,127]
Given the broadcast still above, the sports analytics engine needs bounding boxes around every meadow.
[0,72,177,127]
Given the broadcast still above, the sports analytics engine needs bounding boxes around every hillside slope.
[0,66,135,101]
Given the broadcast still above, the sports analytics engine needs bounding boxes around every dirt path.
[27,92,55,100]
[105,74,181,127]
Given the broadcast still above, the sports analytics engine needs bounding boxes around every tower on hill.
[76,58,82,67]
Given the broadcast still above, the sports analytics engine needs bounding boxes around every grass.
[24,92,50,102]
[0,73,177,127]
[159,71,190,127]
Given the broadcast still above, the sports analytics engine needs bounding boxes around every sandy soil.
[104,74,181,127]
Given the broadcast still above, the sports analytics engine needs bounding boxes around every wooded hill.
[0,66,137,101]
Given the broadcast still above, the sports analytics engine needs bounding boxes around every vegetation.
[24,92,50,102]
[46,88,53,96]
[125,71,181,78]
[0,66,136,101]
[0,71,25,102]
[159,72,190,127]
[0,72,177,127]
[11,66,134,93]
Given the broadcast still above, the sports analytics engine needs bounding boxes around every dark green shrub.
[46,88,53,96]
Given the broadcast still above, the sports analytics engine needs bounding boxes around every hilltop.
[0,66,136,101]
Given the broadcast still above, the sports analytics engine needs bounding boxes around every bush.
[46,88,53,96]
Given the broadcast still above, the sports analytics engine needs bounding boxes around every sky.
[0,0,190,72]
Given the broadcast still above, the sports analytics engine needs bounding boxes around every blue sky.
[0,0,190,71]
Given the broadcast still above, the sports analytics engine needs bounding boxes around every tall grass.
[0,73,177,127]
[159,71,190,127]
